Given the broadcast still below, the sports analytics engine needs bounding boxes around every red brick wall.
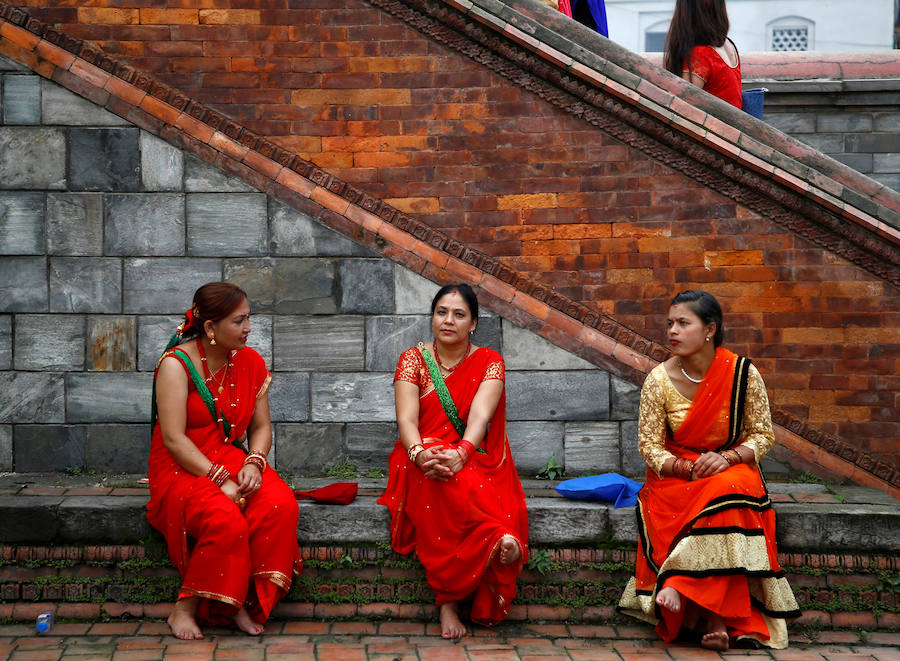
[17,0,899,467]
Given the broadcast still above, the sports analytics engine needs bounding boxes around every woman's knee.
[271,486,300,522]
[218,507,251,542]
[256,478,299,521]
[187,501,250,546]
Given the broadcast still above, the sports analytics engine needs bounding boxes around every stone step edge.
[2,494,898,552]
[2,600,898,630]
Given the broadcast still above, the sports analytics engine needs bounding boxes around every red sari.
[619,349,799,649]
[378,346,529,625]
[684,44,742,108]
[147,343,301,626]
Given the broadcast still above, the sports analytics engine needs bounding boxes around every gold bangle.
[673,457,694,480]
[245,451,267,470]
[407,444,425,464]
[243,454,265,472]
[720,449,741,466]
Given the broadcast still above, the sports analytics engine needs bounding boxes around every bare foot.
[167,599,203,640]
[655,586,682,613]
[701,630,729,651]
[233,607,265,635]
[498,535,521,565]
[439,602,467,639]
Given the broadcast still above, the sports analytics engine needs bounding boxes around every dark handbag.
[741,87,767,119]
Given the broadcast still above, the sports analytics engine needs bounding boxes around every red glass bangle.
[458,440,476,464]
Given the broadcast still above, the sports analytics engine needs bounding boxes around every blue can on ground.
[36,613,53,634]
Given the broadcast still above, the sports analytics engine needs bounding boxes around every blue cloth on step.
[554,473,642,508]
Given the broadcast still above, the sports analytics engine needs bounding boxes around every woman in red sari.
[664,0,742,108]
[378,284,529,639]
[619,290,800,650]
[148,282,301,640]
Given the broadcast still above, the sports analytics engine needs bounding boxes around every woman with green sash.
[378,284,529,639]
[147,282,301,640]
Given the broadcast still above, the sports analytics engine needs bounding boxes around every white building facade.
[604,0,895,53]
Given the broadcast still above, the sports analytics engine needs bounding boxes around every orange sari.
[378,347,529,624]
[147,344,302,626]
[619,348,800,649]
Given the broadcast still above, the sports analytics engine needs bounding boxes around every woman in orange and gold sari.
[378,284,529,639]
[148,282,301,640]
[619,290,800,651]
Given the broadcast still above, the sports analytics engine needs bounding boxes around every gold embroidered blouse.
[638,362,775,477]
[394,346,505,397]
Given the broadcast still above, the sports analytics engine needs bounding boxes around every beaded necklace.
[432,340,470,373]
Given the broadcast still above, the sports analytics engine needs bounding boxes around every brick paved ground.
[0,619,898,660]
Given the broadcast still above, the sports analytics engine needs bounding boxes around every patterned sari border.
[179,587,243,609]
[656,567,788,584]
[686,526,766,537]
[670,493,773,556]
[750,593,803,620]
[256,372,272,401]
[252,569,292,591]
[635,496,659,576]
[723,355,751,450]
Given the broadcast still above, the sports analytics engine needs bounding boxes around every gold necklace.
[208,361,229,394]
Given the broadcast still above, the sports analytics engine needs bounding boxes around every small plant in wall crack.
[536,456,565,481]
[325,462,358,479]
[527,549,553,575]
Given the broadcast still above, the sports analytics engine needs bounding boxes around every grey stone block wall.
[762,84,900,191]
[0,316,10,369]
[14,315,85,371]
[0,425,11,471]
[0,192,44,255]
[3,75,40,125]
[0,55,642,478]
[14,425,86,472]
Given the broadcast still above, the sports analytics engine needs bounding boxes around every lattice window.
[767,16,814,51]
[772,26,809,51]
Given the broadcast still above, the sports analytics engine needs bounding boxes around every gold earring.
[210,332,216,346]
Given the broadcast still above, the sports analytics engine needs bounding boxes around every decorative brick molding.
[2,544,898,625]
[0,2,897,493]
[7,544,897,572]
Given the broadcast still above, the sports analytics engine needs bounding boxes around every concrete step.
[1,473,897,553]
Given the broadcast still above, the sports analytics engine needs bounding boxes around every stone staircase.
[1,472,897,629]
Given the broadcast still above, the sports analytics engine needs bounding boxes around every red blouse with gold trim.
[379,345,526,626]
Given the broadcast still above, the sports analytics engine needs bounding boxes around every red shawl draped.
[146,344,301,625]
[628,348,798,645]
[377,347,529,625]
